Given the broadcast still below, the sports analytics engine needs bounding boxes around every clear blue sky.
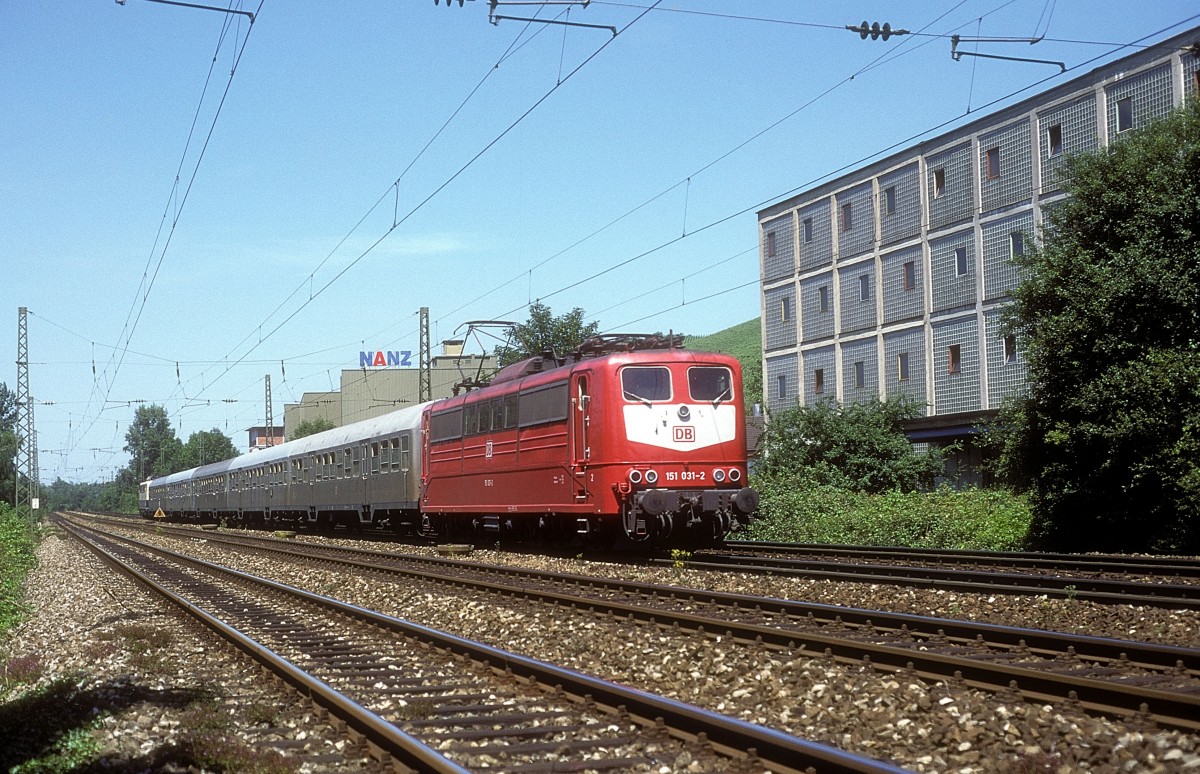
[3,0,1197,483]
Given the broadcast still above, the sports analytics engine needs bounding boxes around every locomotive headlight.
[677,405,690,420]
[644,469,659,485]
[729,468,742,483]
[628,468,643,484]
[713,468,726,483]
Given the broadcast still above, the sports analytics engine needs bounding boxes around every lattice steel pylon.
[264,374,274,447]
[419,307,431,402]
[15,307,39,521]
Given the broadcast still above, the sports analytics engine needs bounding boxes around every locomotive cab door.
[571,372,591,503]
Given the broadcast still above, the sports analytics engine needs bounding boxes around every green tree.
[757,398,945,494]
[178,428,240,470]
[0,383,18,507]
[289,416,336,441]
[123,405,183,482]
[997,99,1200,553]
[493,302,600,367]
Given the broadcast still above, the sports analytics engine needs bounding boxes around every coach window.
[400,436,411,471]
[622,366,672,403]
[688,366,733,403]
[371,443,380,475]
[430,408,463,442]
[504,395,519,428]
[477,402,493,434]
[491,400,506,431]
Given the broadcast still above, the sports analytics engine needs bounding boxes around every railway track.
[673,549,1200,610]
[721,541,1200,580]
[58,516,909,773]
[71,515,1200,734]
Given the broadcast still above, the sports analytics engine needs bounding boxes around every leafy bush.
[747,482,1031,551]
[757,398,946,494]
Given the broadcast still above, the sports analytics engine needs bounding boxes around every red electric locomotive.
[421,335,759,546]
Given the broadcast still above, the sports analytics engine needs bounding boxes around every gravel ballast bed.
[5,523,1200,772]
[0,530,374,773]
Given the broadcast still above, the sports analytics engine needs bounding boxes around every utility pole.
[264,374,274,447]
[15,307,39,521]
[419,307,431,403]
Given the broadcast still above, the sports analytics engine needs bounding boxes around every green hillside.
[685,318,762,408]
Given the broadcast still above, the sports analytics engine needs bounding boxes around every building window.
[1047,124,1063,156]
[948,344,962,374]
[814,368,825,395]
[854,361,865,389]
[766,231,776,257]
[1116,96,1133,132]
[897,352,910,382]
[1004,335,1017,364]
[818,286,829,313]
[858,274,870,302]
[780,296,791,322]
[903,260,916,291]
[841,202,853,231]
[803,217,814,243]
[955,246,968,277]
[933,168,946,198]
[777,374,787,400]
[884,186,896,216]
[985,147,1000,180]
[1010,232,1025,258]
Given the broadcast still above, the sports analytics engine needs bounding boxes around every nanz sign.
[360,351,413,367]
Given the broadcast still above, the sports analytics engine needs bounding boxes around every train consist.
[140,335,759,547]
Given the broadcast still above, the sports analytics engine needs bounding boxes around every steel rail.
[81,518,1200,733]
[64,518,912,774]
[722,540,1200,578]
[57,518,468,774]
[669,554,1200,610]
[82,517,1200,676]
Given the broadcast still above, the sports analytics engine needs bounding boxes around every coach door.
[571,373,591,502]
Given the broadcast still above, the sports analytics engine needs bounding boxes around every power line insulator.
[434,0,466,6]
[846,21,908,41]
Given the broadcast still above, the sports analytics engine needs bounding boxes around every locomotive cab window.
[688,366,734,404]
[622,367,672,403]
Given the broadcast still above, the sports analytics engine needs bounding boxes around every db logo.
[673,426,695,443]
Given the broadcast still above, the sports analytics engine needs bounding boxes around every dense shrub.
[746,482,1031,551]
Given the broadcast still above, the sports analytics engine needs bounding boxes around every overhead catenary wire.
[38,6,1200,480]
[165,2,663,420]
